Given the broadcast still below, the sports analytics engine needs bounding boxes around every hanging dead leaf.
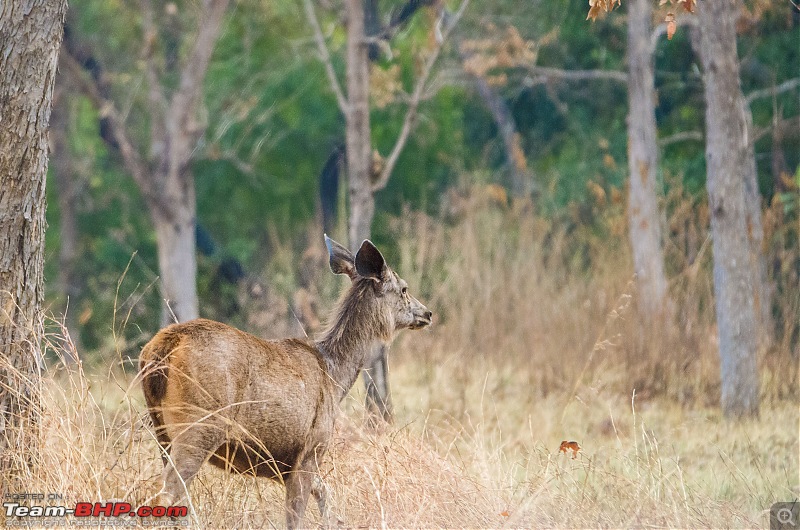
[665,12,677,40]
[559,440,581,459]
[679,0,696,13]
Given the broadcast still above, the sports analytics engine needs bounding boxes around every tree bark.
[697,0,760,418]
[626,0,670,321]
[0,0,68,473]
[345,0,375,252]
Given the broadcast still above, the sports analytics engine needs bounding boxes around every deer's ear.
[355,239,386,281]
[325,234,356,280]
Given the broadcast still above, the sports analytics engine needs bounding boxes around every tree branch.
[372,0,470,192]
[139,0,168,161]
[166,0,229,172]
[525,65,627,84]
[303,0,348,114]
[60,48,155,202]
[658,130,703,148]
[745,78,800,105]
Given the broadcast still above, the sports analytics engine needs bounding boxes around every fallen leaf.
[500,510,510,517]
[559,440,581,459]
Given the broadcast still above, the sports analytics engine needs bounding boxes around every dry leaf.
[680,0,696,13]
[500,510,510,517]
[665,12,677,40]
[559,440,581,459]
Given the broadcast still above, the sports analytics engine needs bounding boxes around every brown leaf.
[665,12,677,40]
[559,440,581,459]
[587,3,602,21]
[680,0,696,13]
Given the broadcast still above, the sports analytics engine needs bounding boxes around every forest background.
[10,0,800,526]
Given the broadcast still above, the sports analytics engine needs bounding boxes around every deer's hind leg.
[158,421,225,507]
[285,450,329,530]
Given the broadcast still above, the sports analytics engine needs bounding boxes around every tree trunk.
[626,0,669,320]
[697,0,760,418]
[0,0,68,474]
[151,176,199,326]
[741,103,773,349]
[344,0,392,422]
[345,0,375,251]
[50,87,82,362]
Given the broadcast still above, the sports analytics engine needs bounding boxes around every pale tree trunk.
[152,192,198,326]
[344,0,392,422]
[0,0,68,475]
[345,0,376,252]
[50,87,82,362]
[697,0,759,418]
[626,0,670,321]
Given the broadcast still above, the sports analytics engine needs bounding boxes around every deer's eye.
[401,287,408,295]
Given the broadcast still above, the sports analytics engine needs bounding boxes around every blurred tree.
[63,0,229,325]
[0,0,68,474]
[50,84,83,363]
[696,0,761,418]
[626,0,670,320]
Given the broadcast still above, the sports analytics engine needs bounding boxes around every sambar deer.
[139,236,431,528]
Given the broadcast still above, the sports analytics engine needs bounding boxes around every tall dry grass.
[5,184,798,528]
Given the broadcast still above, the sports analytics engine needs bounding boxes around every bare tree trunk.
[626,0,669,320]
[152,196,198,326]
[344,0,392,422]
[345,0,375,252]
[50,88,82,362]
[0,0,68,474]
[697,0,759,418]
[741,106,773,349]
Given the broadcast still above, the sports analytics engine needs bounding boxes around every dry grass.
[6,188,799,528]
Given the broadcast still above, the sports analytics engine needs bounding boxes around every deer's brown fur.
[139,237,431,528]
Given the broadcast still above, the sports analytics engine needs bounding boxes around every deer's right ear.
[325,234,356,280]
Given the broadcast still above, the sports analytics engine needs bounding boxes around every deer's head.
[326,235,432,333]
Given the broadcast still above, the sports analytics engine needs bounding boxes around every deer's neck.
[316,282,391,400]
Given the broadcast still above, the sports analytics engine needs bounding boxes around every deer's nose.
[424,310,433,320]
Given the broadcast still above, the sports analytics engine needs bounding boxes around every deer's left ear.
[325,234,356,280]
[355,239,386,281]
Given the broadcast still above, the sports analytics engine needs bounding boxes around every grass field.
[6,192,799,528]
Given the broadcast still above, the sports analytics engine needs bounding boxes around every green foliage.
[46,0,800,360]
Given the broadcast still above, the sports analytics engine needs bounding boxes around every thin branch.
[658,130,703,148]
[525,65,627,84]
[752,116,800,144]
[303,0,348,114]
[745,78,800,105]
[373,0,470,192]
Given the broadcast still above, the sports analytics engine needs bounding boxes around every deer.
[139,235,432,528]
